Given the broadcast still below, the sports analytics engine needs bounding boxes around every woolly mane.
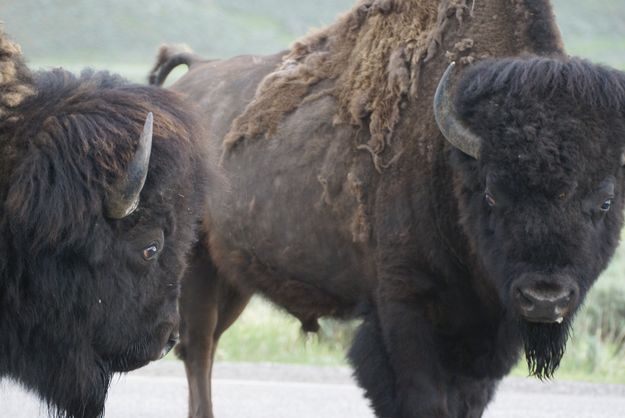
[0,28,35,119]
[224,0,448,155]
[223,0,559,164]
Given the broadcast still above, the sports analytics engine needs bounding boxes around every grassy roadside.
[214,298,355,366]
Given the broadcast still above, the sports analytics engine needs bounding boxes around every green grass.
[214,298,355,366]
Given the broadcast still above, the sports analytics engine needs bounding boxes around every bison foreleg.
[447,377,497,418]
[349,307,396,417]
[376,297,449,418]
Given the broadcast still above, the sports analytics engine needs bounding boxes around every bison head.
[0,69,214,417]
[434,59,625,378]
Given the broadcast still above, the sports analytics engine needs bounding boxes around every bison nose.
[511,278,579,324]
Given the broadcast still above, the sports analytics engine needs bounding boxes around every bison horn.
[105,112,154,219]
[433,62,482,160]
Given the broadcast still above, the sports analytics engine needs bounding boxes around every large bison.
[151,0,625,417]
[0,30,218,418]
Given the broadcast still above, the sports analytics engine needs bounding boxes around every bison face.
[435,59,625,377]
[92,225,180,373]
[1,71,210,418]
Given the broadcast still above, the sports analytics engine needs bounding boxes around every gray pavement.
[2,361,625,417]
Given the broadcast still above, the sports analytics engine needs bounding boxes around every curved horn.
[105,112,154,219]
[433,62,482,159]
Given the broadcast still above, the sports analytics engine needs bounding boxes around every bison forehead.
[477,105,619,196]
[457,57,625,119]
[455,56,625,190]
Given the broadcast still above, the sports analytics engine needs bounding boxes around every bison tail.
[148,44,204,86]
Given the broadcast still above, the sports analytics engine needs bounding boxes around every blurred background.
[2,0,625,383]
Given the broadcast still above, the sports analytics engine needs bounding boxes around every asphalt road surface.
[2,361,625,418]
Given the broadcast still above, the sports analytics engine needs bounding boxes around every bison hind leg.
[348,308,396,418]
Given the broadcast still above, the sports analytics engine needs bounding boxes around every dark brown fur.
[149,1,625,417]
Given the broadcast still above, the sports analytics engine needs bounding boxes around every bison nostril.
[555,288,576,306]
[567,289,576,300]
[515,288,535,312]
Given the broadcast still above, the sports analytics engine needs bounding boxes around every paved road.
[2,361,625,417]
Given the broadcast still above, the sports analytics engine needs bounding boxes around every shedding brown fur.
[223,0,470,164]
[222,0,562,171]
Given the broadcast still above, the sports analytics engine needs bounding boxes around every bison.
[151,0,625,417]
[0,30,219,418]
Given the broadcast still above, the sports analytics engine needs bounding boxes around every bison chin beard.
[41,354,112,418]
[519,320,571,380]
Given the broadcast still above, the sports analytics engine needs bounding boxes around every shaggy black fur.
[348,305,396,417]
[452,56,625,378]
[344,56,625,416]
[0,67,215,417]
[519,320,571,378]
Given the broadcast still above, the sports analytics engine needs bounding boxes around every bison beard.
[520,321,571,380]
[44,362,112,418]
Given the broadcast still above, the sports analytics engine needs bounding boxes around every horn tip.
[143,112,154,137]
[444,61,457,78]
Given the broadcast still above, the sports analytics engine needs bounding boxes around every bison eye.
[600,198,613,212]
[485,191,496,207]
[142,243,159,261]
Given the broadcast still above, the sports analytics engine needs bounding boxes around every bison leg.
[450,377,497,418]
[376,296,449,418]
[351,304,497,418]
[176,247,250,418]
[348,308,396,417]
